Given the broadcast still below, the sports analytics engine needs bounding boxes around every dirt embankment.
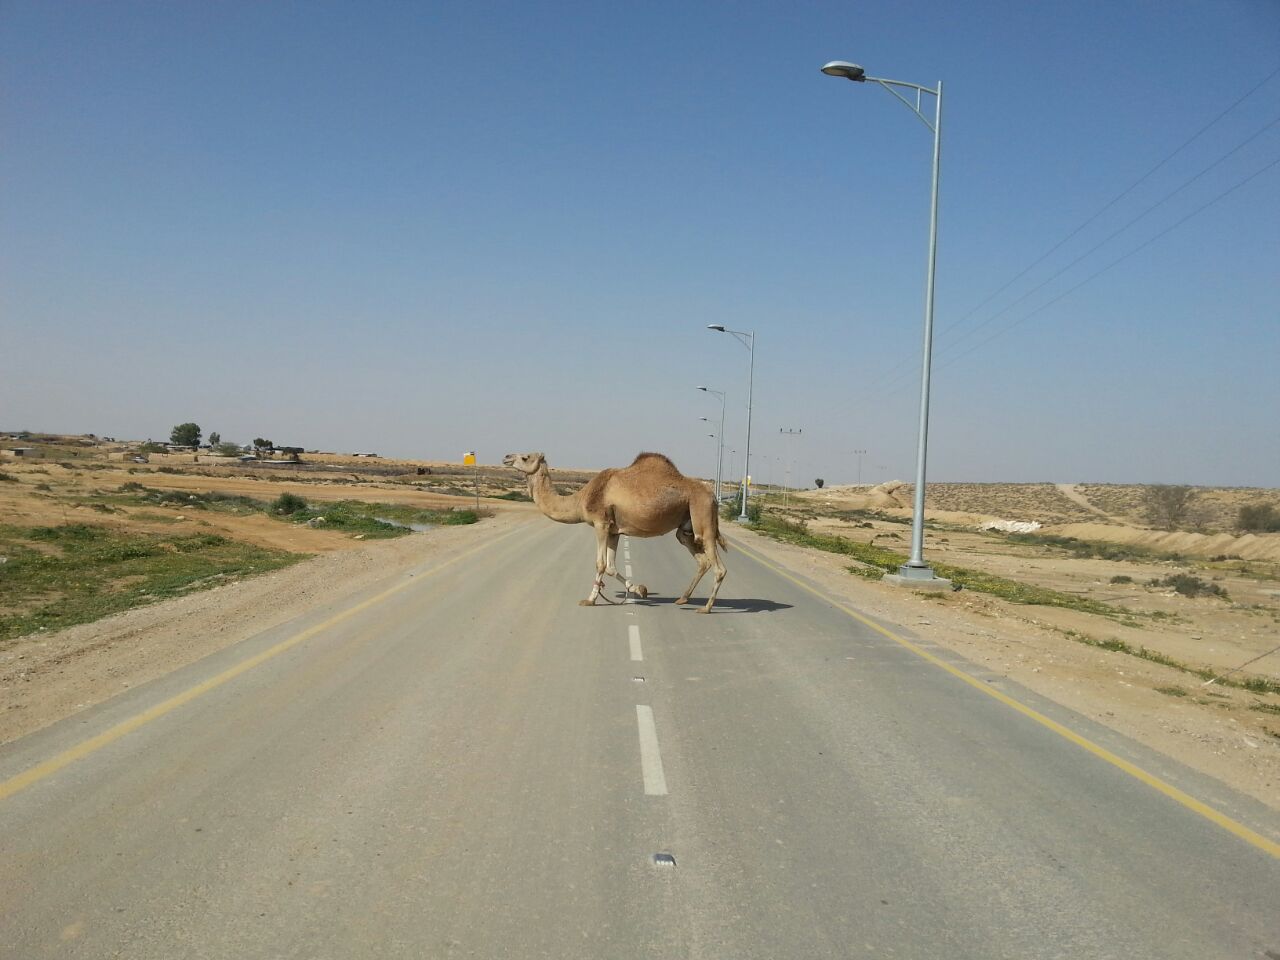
[1046,522,1280,562]
[801,480,1280,562]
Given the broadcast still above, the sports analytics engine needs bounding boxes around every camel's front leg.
[605,533,649,600]
[579,524,611,606]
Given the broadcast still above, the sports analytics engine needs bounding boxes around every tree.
[1143,484,1198,531]
[1238,502,1280,533]
[814,478,825,489]
[208,431,221,447]
[253,437,274,454]
[170,422,202,448]
[214,442,243,457]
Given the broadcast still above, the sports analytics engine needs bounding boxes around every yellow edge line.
[726,533,1280,860]
[0,521,532,803]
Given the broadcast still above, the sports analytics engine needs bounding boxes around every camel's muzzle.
[502,454,517,467]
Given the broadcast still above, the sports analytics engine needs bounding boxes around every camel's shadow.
[625,594,793,614]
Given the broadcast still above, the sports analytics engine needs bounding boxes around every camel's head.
[503,451,546,475]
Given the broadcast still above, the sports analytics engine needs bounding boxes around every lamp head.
[697,385,708,391]
[707,324,726,332]
[820,61,866,81]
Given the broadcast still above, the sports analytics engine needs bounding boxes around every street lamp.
[779,427,802,509]
[707,325,755,522]
[699,420,722,498]
[697,386,727,502]
[821,59,944,582]
[852,449,867,485]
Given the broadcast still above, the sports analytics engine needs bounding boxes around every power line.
[933,111,1280,358]
[860,64,1280,395]
[933,152,1280,374]
[946,63,1280,338]
[868,112,1280,397]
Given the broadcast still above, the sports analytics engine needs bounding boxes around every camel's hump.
[629,452,679,470]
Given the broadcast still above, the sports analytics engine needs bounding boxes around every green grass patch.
[103,483,267,514]
[1053,627,1280,696]
[279,500,481,538]
[494,490,533,501]
[96,484,483,539]
[1003,532,1161,562]
[848,565,887,581]
[1156,686,1188,697]
[752,514,1129,620]
[0,522,301,644]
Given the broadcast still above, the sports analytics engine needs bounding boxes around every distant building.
[352,452,380,458]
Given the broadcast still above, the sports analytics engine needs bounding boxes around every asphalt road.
[2,519,1278,959]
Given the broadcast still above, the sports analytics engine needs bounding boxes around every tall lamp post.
[699,420,721,499]
[697,386,727,502]
[821,59,944,582]
[707,325,755,522]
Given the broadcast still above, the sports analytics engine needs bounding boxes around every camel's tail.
[712,508,728,552]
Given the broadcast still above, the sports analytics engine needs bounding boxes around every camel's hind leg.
[674,500,728,613]
[675,526,726,612]
[699,541,727,613]
[674,525,708,605]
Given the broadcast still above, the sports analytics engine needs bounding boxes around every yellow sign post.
[464,452,479,510]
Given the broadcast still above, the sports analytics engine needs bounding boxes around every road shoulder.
[723,524,1280,815]
[0,510,531,746]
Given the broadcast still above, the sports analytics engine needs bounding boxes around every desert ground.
[2,437,1278,812]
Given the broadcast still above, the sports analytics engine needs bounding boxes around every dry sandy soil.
[2,450,1278,815]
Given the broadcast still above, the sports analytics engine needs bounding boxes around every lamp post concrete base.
[883,568,953,592]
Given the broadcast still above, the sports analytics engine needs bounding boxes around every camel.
[502,451,728,613]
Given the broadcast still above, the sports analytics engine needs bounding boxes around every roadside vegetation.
[1052,627,1280,696]
[267,493,481,538]
[95,483,482,539]
[749,514,1135,621]
[0,522,300,643]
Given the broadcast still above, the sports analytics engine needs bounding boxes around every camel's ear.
[532,452,545,466]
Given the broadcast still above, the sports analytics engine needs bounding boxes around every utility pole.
[779,428,802,510]
[852,449,867,485]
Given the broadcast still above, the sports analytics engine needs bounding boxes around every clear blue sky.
[3,1,1278,487]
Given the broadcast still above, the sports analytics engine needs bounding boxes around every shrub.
[1109,575,1133,584]
[1152,573,1228,599]
[0,471,16,483]
[1238,502,1280,533]
[720,492,762,523]
[271,492,308,516]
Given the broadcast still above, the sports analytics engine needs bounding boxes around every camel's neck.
[528,465,584,523]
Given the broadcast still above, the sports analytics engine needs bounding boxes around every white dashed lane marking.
[635,705,668,796]
[629,624,643,661]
